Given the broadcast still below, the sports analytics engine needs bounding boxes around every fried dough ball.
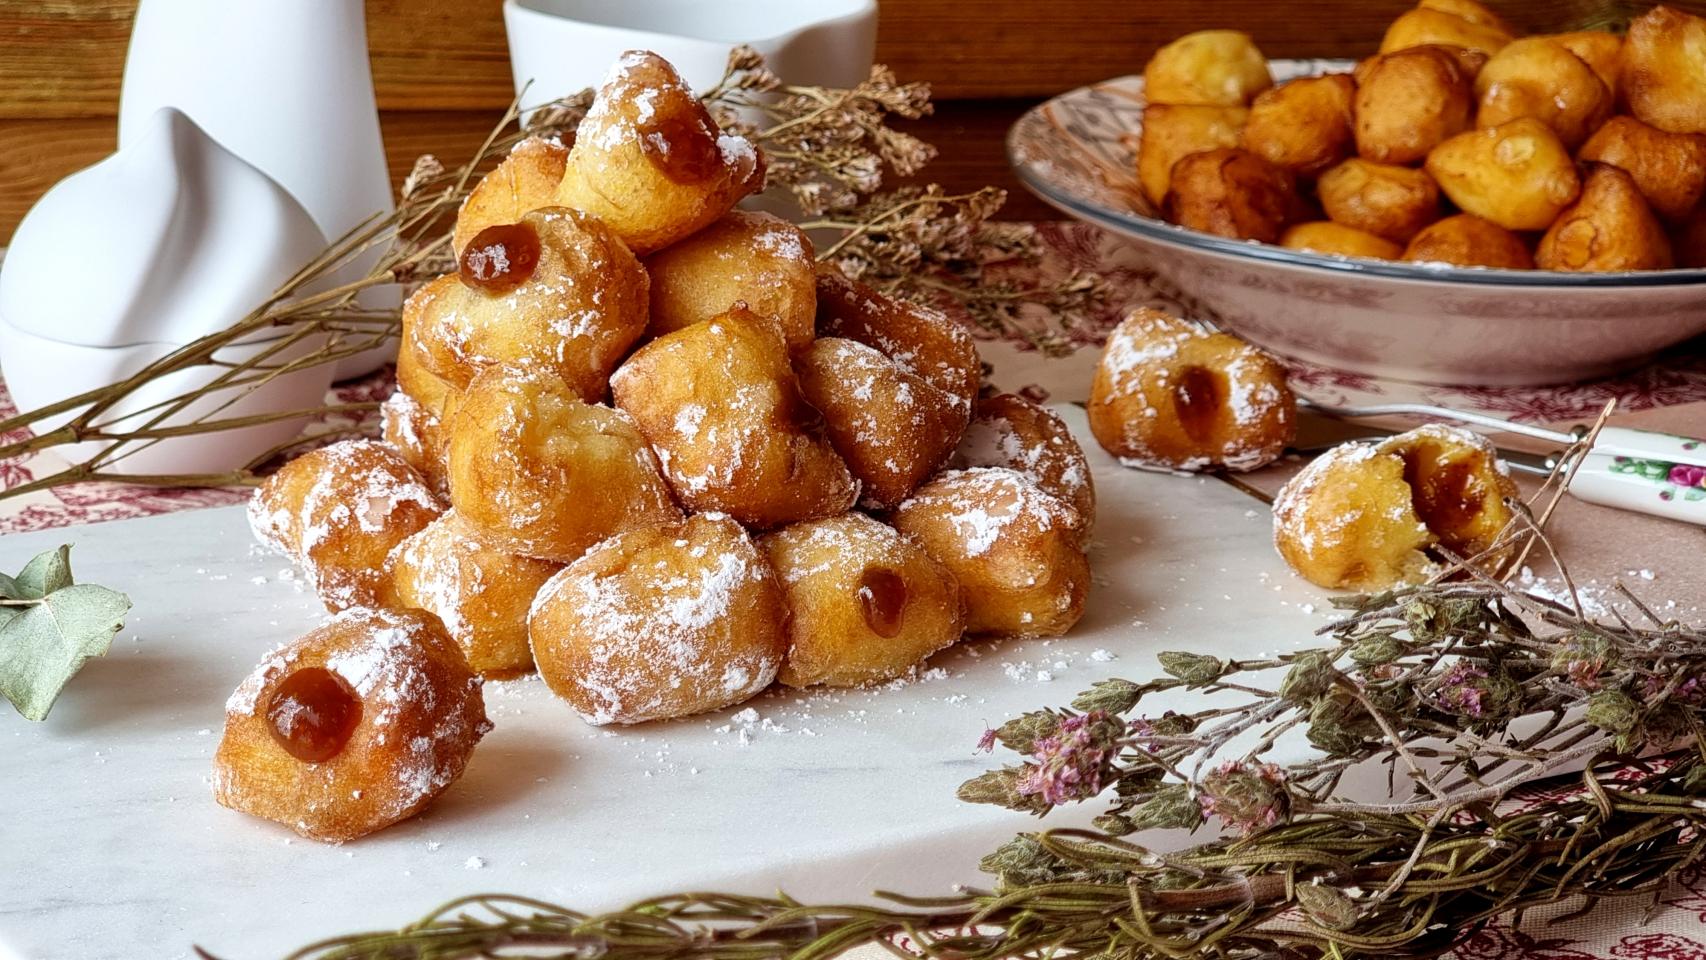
[1578,117,1706,222]
[389,512,563,680]
[452,136,569,255]
[1544,31,1623,99]
[1425,119,1580,230]
[397,285,461,419]
[1474,38,1612,149]
[1417,0,1511,29]
[1621,6,1706,136]
[408,208,648,401]
[1675,208,1706,268]
[611,307,856,528]
[1355,46,1478,165]
[447,365,680,561]
[1088,309,1296,473]
[1142,30,1273,107]
[1241,74,1356,177]
[1164,147,1298,243]
[814,264,980,422]
[1137,104,1248,207]
[555,51,764,254]
[248,440,443,612]
[643,210,816,352]
[527,513,786,724]
[1317,159,1442,243]
[795,337,964,509]
[1536,164,1674,272]
[213,607,489,843]
[1379,7,1513,58]
[380,390,450,498]
[890,468,1088,638]
[1281,221,1404,260]
[1402,214,1535,268]
[760,513,963,688]
[953,393,1096,533]
[1272,425,1518,591]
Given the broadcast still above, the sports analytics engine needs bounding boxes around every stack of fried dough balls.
[1137,3,1706,270]
[236,47,1097,840]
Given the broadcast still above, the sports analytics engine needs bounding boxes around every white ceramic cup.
[503,0,878,106]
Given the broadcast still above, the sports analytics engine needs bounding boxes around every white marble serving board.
[0,407,1336,960]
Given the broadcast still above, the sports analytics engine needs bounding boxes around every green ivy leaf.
[0,546,131,721]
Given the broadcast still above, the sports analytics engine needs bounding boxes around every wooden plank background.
[2,0,1700,240]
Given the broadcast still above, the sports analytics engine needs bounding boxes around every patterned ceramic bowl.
[1007,61,1706,387]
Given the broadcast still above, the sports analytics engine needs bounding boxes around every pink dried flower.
[1012,711,1123,806]
[1435,662,1489,718]
[1198,760,1290,835]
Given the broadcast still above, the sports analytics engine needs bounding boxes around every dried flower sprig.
[0,47,1095,499]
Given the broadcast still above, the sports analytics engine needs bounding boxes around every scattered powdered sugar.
[1272,441,1389,557]
[897,467,1077,557]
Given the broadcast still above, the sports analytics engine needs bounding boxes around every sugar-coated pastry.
[1088,309,1295,472]
[389,512,563,679]
[815,264,979,425]
[212,607,489,843]
[248,440,443,612]
[953,393,1095,534]
[380,390,450,498]
[643,210,816,352]
[761,513,963,688]
[528,513,787,724]
[397,289,461,419]
[795,337,965,509]
[409,207,649,401]
[447,364,680,561]
[1272,424,1519,591]
[555,51,764,255]
[452,135,570,255]
[890,467,1088,638]
[610,307,857,529]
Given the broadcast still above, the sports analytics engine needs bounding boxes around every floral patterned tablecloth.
[3,223,1706,957]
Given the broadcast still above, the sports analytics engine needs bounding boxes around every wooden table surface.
[3,0,1703,239]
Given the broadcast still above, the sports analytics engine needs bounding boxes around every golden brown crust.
[643,210,816,352]
[527,513,787,724]
[1280,221,1405,260]
[1474,37,1612,149]
[1137,103,1248,207]
[953,393,1096,535]
[1620,6,1706,136]
[1087,309,1295,473]
[1402,214,1535,268]
[1578,116,1706,223]
[760,512,963,688]
[1241,73,1356,178]
[1378,7,1512,58]
[1317,158,1443,243]
[1536,164,1675,272]
[212,607,488,843]
[1355,46,1478,165]
[1424,118,1580,231]
[380,390,450,498]
[447,364,681,562]
[1163,147,1299,244]
[1142,30,1272,107]
[611,307,856,529]
[889,468,1088,638]
[452,136,570,256]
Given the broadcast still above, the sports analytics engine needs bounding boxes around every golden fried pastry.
[1402,214,1535,268]
[452,135,569,255]
[1142,30,1273,106]
[1578,116,1706,222]
[447,364,680,561]
[1281,221,1404,260]
[1621,6,1706,136]
[1137,104,1249,207]
[213,607,489,843]
[796,337,963,509]
[611,307,856,528]
[1163,147,1298,244]
[1241,74,1356,177]
[528,513,786,724]
[1317,159,1442,243]
[1417,0,1512,29]
[760,512,963,687]
[397,292,460,419]
[1474,38,1612,149]
[1379,6,1512,58]
[248,440,443,612]
[408,207,648,401]
[555,51,764,254]
[953,392,1095,534]
[1355,46,1478,165]
[1272,424,1519,591]
[890,468,1088,638]
[1544,31,1622,97]
[1536,164,1674,272]
[814,264,980,423]
[380,390,450,498]
[1088,309,1295,473]
[1425,119,1580,231]
[643,210,816,352]
[389,512,563,679]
